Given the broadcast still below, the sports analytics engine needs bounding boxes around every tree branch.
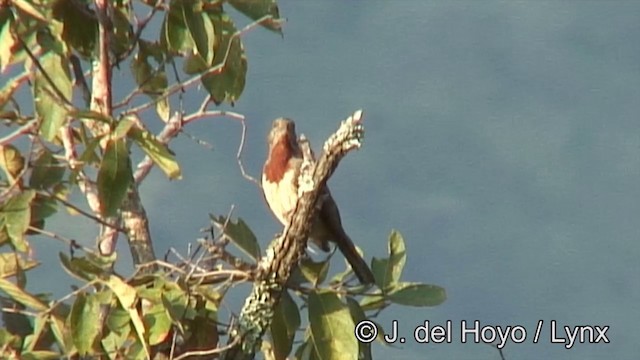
[221,110,366,360]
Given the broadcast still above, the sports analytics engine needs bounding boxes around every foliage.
[0,0,445,359]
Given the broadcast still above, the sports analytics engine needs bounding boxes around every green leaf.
[106,305,131,335]
[299,257,329,285]
[13,0,48,23]
[0,278,47,311]
[143,299,172,345]
[29,148,65,189]
[34,53,72,141]
[210,215,259,261]
[52,0,98,58]
[346,297,372,360]
[0,253,39,278]
[110,4,133,58]
[162,0,195,54]
[370,257,389,290]
[69,109,114,124]
[0,190,36,252]
[386,230,406,285]
[201,11,247,105]
[59,253,105,281]
[156,97,170,122]
[128,126,181,180]
[97,139,132,216]
[0,144,25,182]
[386,282,446,307]
[0,9,18,72]
[182,0,214,64]
[271,290,300,360]
[101,329,129,358]
[113,117,136,140]
[227,0,283,33]
[130,40,167,96]
[308,290,358,360]
[358,294,387,312]
[69,292,100,355]
[104,275,150,359]
[183,52,208,75]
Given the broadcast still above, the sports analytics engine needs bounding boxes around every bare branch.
[0,119,38,146]
[222,110,366,360]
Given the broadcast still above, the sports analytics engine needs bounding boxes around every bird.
[262,118,375,285]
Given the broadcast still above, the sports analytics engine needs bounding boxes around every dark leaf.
[201,10,247,105]
[227,0,283,33]
[271,290,300,360]
[210,215,259,261]
[97,139,132,216]
[52,0,98,58]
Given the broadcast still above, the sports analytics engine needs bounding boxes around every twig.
[43,190,126,232]
[120,15,277,116]
[172,333,240,360]
[28,226,94,254]
[0,120,38,146]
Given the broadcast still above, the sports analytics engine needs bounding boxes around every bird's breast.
[262,164,299,226]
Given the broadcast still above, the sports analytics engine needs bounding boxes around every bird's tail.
[335,234,376,285]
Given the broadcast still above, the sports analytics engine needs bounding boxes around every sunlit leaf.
[104,275,150,359]
[113,117,135,140]
[97,139,132,216]
[143,299,172,345]
[386,282,446,307]
[0,9,18,72]
[34,53,72,141]
[0,190,35,252]
[346,297,372,360]
[271,290,299,360]
[128,127,181,180]
[69,292,100,355]
[308,290,358,360]
[13,0,48,23]
[0,278,47,311]
[0,253,39,278]
[0,144,25,182]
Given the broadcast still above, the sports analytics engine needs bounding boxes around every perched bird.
[262,118,375,285]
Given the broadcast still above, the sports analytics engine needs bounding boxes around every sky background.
[9,1,640,359]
